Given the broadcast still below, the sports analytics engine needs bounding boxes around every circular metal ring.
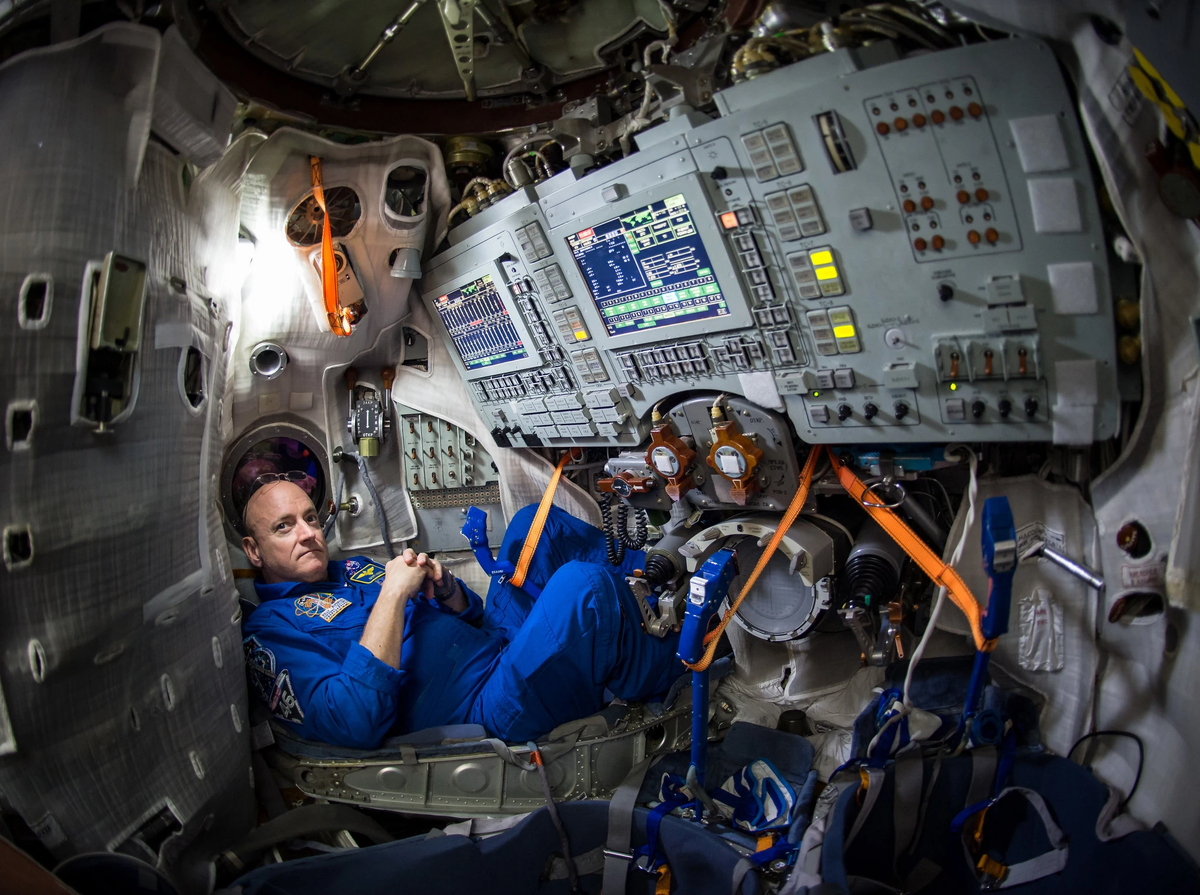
[860,477,907,509]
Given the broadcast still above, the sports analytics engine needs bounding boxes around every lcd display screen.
[566,194,730,337]
[433,274,529,371]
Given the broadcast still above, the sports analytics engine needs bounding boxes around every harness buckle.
[977,853,1009,890]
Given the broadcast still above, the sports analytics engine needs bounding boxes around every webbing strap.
[846,766,885,850]
[602,756,656,895]
[963,787,1070,889]
[683,444,822,672]
[730,857,756,894]
[308,156,351,337]
[826,449,993,652]
[892,745,924,863]
[511,450,578,591]
[966,747,997,808]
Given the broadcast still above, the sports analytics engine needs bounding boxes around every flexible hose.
[356,454,396,559]
[598,494,625,566]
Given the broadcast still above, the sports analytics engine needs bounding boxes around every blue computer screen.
[566,194,730,337]
[434,274,529,371]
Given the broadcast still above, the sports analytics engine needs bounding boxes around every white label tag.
[1019,587,1063,672]
[320,597,353,622]
[1016,522,1066,557]
[1121,562,1165,589]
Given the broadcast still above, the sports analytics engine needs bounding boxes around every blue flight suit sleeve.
[436,577,484,626]
[243,604,406,749]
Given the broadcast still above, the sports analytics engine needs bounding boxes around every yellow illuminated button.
[815,266,839,281]
[809,249,834,266]
[827,305,861,354]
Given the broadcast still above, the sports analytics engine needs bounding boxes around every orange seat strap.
[309,156,351,337]
[826,447,993,652]
[682,444,823,672]
[510,450,580,590]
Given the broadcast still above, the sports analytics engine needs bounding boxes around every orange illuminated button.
[902,198,916,213]
[914,237,928,251]
[894,117,908,131]
[876,121,890,135]
[968,102,983,118]
[931,234,945,250]
[985,227,999,244]
[913,113,926,127]
[949,105,964,120]
[967,229,981,244]
[957,189,970,204]
[975,187,989,202]
[931,109,945,124]
[920,195,934,211]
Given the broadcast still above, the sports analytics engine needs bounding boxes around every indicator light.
[719,211,739,230]
[816,266,840,281]
[810,250,833,265]
[950,382,958,391]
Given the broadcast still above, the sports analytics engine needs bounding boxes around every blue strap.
[633,784,690,872]
[460,507,540,599]
[949,798,996,834]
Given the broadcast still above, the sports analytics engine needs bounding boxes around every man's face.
[242,482,328,584]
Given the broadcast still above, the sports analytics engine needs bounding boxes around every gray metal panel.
[425,37,1119,447]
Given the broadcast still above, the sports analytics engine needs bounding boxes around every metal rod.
[354,1,426,76]
[1039,545,1105,591]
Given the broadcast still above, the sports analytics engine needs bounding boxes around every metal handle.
[860,477,906,509]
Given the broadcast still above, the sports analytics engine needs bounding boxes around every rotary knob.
[863,402,879,420]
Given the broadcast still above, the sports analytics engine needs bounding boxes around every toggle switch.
[971,400,986,419]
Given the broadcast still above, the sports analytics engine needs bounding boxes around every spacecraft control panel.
[422,38,1118,448]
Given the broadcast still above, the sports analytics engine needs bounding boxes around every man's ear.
[242,535,263,568]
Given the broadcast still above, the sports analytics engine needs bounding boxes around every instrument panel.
[422,37,1118,448]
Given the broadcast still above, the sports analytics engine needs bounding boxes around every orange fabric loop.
[655,865,672,895]
[309,156,352,337]
[825,447,994,652]
[682,444,823,672]
[510,449,581,590]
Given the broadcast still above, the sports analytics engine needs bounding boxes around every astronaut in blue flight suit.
[240,480,683,748]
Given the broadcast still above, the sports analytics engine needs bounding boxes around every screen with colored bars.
[566,194,730,337]
[434,274,529,371]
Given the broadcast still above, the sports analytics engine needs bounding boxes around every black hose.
[598,495,625,566]
[618,504,649,550]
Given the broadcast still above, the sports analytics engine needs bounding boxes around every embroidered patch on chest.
[243,635,277,705]
[349,563,386,585]
[294,592,353,622]
[344,559,362,574]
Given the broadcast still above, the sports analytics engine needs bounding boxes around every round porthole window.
[219,418,330,539]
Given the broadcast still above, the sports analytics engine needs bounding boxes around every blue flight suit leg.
[470,558,683,742]
[484,503,645,641]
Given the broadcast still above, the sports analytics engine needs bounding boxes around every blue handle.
[961,497,1018,729]
[460,506,539,598]
[980,496,1017,640]
[677,548,739,665]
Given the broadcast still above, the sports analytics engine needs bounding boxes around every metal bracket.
[439,0,480,101]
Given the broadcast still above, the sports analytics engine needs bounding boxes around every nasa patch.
[294,592,352,622]
[349,563,386,585]
[270,669,304,723]
[344,559,362,574]
[243,636,276,705]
